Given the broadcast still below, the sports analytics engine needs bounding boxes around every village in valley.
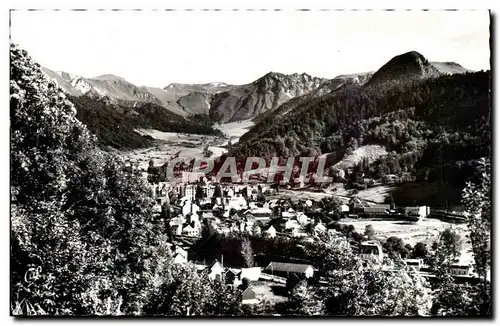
[9,8,492,317]
[142,160,478,306]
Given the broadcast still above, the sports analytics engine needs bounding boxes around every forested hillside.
[11,44,242,316]
[69,95,223,150]
[228,69,490,206]
[231,71,489,169]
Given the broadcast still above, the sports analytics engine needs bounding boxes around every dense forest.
[69,95,223,150]
[234,71,489,158]
[229,71,490,206]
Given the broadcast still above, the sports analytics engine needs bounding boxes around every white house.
[207,261,225,281]
[405,206,430,219]
[264,226,277,238]
[264,262,315,279]
[285,218,300,230]
[450,264,471,276]
[182,224,200,237]
[171,245,188,259]
[340,204,350,213]
[173,253,187,264]
[227,196,248,210]
[182,184,196,199]
[250,207,272,215]
[240,267,262,281]
[241,287,258,305]
[171,244,188,264]
[404,259,424,271]
[359,240,384,263]
[282,207,297,218]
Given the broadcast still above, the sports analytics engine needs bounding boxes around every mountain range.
[221,51,488,208]
[39,49,489,208]
[42,52,472,125]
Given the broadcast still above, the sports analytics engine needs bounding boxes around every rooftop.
[265,262,313,274]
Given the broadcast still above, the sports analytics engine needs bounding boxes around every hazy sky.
[10,10,490,87]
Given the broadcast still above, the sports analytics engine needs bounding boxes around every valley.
[10,9,492,318]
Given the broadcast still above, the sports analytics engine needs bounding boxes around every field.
[215,119,255,143]
[122,121,255,170]
[339,217,473,264]
[122,129,227,170]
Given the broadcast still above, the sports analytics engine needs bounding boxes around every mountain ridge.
[367,51,442,85]
[41,52,475,124]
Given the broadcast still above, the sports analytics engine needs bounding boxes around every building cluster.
[149,176,436,243]
[348,197,430,221]
[149,180,345,241]
[358,240,473,278]
[147,177,474,300]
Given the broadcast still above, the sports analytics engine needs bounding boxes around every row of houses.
[348,197,430,220]
[191,259,317,304]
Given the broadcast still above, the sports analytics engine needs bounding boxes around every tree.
[322,262,433,316]
[430,276,486,316]
[430,228,463,278]
[364,225,375,239]
[412,242,428,259]
[213,183,222,199]
[10,44,243,316]
[461,157,491,315]
[241,237,254,268]
[284,280,322,316]
[462,158,491,280]
[307,234,362,274]
[11,44,100,315]
[241,277,251,289]
[195,183,204,200]
[304,223,316,237]
[202,145,213,158]
[383,236,410,260]
[206,280,243,316]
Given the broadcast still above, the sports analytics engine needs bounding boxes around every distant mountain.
[42,67,164,106]
[42,52,475,125]
[209,72,326,122]
[41,68,81,96]
[41,68,234,117]
[311,71,374,96]
[164,82,232,94]
[431,61,472,75]
[367,51,441,85]
[228,67,490,206]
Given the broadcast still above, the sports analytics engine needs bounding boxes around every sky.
[10,9,491,87]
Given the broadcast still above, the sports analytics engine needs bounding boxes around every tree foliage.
[241,237,254,268]
[10,44,241,316]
